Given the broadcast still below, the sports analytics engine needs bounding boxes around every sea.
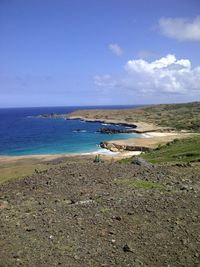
[0,106,140,156]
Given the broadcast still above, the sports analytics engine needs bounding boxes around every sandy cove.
[66,115,167,133]
[100,132,192,152]
[66,114,192,153]
[0,112,193,164]
[0,131,192,164]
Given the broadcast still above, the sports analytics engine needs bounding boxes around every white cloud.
[158,16,200,41]
[94,54,200,96]
[109,43,123,56]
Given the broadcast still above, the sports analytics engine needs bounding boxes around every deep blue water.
[0,106,140,155]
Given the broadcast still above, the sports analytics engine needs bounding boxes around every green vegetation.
[142,102,200,131]
[99,207,112,214]
[141,136,200,164]
[113,178,165,191]
[0,163,45,184]
[117,135,200,165]
[93,154,101,163]
[117,157,133,164]
[69,101,200,131]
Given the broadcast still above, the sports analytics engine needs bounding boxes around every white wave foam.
[73,130,87,133]
[92,148,119,155]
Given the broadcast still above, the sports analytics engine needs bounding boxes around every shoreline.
[0,116,164,162]
[0,113,194,163]
[66,115,192,153]
[66,116,168,133]
[0,130,189,163]
[37,112,172,133]
[0,148,142,163]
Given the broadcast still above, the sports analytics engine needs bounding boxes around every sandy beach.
[0,131,193,165]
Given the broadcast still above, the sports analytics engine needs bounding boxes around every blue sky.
[0,0,200,107]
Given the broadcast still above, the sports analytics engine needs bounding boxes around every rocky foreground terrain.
[0,157,200,267]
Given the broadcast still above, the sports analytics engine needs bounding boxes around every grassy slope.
[118,136,200,165]
[0,161,49,184]
[113,178,165,191]
[0,159,69,185]
[141,136,200,164]
[68,101,200,131]
[141,102,200,131]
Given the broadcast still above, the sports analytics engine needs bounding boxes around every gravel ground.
[0,158,200,267]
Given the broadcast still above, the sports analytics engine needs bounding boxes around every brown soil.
[0,157,200,267]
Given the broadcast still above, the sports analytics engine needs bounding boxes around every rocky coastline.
[66,116,168,134]
[100,141,150,152]
[96,127,136,134]
[36,113,169,133]
[35,112,187,154]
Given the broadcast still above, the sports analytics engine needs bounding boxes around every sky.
[0,0,200,107]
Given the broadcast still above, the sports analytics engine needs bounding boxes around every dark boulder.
[131,158,153,168]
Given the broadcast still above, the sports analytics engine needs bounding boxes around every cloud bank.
[158,16,200,41]
[109,43,123,56]
[95,54,200,96]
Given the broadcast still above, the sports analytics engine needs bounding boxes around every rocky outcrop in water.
[36,113,66,119]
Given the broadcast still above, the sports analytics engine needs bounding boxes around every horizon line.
[0,100,199,109]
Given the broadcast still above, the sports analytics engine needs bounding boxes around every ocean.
[0,106,140,156]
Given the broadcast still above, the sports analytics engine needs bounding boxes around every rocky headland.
[96,127,136,134]
[36,103,200,153]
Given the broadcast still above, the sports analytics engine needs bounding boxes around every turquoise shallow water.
[0,106,140,155]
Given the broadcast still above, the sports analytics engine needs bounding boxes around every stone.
[123,244,132,252]
[131,158,153,168]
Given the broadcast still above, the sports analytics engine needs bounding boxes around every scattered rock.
[0,200,9,210]
[63,199,73,205]
[131,158,153,168]
[74,199,95,206]
[0,159,199,267]
[180,184,189,191]
[123,244,133,253]
[115,216,122,221]
[25,227,35,232]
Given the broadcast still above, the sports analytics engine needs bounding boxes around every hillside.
[0,157,200,266]
[67,102,200,131]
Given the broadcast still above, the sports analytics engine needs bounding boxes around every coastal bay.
[1,1,200,266]
[1,102,200,267]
